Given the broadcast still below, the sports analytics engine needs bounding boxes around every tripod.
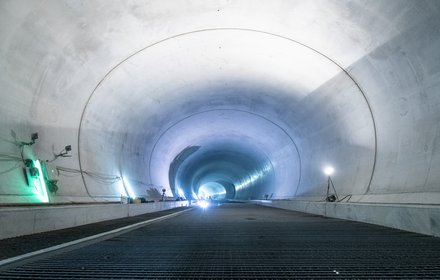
[325,176,339,202]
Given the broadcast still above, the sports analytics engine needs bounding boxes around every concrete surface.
[258,200,440,237]
[0,1,440,235]
[2,204,440,279]
[0,207,188,260]
[0,201,188,240]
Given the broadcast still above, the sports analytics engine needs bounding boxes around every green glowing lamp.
[25,160,49,203]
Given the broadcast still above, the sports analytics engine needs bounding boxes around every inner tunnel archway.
[78,29,375,202]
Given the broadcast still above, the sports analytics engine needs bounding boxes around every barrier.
[256,200,440,237]
[0,201,189,240]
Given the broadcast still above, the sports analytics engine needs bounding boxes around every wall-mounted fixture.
[42,162,59,194]
[23,159,49,203]
[20,132,38,146]
[55,145,72,158]
[49,145,72,162]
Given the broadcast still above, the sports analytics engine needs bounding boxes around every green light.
[34,160,49,203]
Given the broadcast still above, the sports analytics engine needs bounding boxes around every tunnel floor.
[1,203,440,279]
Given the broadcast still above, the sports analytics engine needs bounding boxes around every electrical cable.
[56,166,82,173]
[0,153,22,161]
[0,162,20,175]
[56,166,121,184]
[0,152,24,175]
[55,172,81,178]
[20,146,24,162]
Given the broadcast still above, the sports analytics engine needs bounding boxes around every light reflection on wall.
[176,186,185,199]
[235,162,272,192]
[192,191,199,200]
[117,180,128,197]
[198,182,227,200]
[122,177,136,198]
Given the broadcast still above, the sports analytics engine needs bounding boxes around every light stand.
[323,166,338,202]
[325,175,339,202]
[161,188,166,201]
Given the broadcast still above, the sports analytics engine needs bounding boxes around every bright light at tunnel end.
[323,166,335,176]
[198,200,209,209]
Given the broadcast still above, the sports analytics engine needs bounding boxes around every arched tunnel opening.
[159,108,298,202]
[76,28,375,204]
[197,181,229,200]
[0,22,385,205]
[168,142,275,201]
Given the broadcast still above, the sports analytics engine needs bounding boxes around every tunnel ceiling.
[1,1,440,204]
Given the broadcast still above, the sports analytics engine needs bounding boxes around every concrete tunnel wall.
[0,1,440,208]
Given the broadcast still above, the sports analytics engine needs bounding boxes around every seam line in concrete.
[0,207,194,267]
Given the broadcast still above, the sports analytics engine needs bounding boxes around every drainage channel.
[1,203,440,279]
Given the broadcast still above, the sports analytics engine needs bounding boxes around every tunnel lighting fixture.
[199,200,209,209]
[192,191,199,200]
[323,166,335,176]
[20,132,39,146]
[33,160,49,203]
[176,186,186,199]
[24,159,49,203]
[54,145,72,159]
[323,165,338,202]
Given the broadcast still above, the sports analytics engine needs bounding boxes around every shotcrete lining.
[149,108,300,199]
[173,145,274,200]
[77,28,375,201]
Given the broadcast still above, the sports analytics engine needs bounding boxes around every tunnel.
[1,0,440,278]
[1,0,440,274]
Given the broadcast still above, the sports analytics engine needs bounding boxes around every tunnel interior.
[0,1,440,207]
[169,141,275,201]
[76,28,375,203]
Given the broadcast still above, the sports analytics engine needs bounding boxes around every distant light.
[323,166,335,176]
[122,177,136,198]
[117,181,128,197]
[192,191,199,200]
[199,200,209,209]
[176,186,185,199]
[198,182,227,200]
[260,200,272,204]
